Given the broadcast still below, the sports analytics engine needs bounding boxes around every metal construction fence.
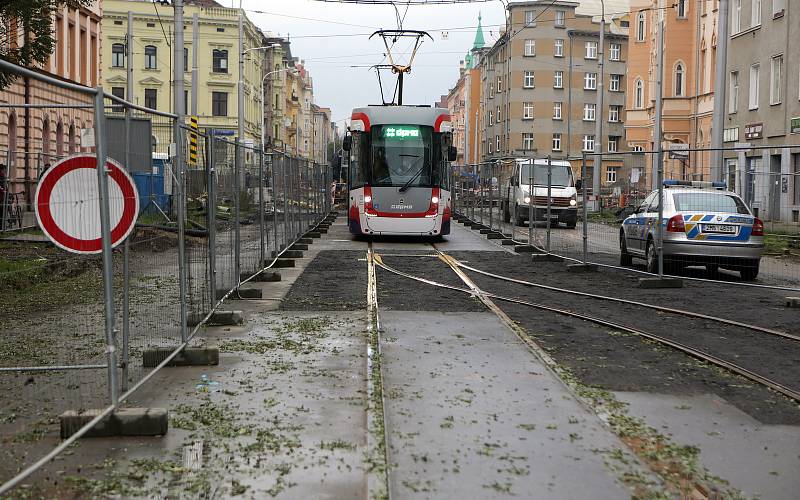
[453,147,800,292]
[0,59,329,493]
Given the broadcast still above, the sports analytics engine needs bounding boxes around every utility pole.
[592,0,605,212]
[652,11,665,188]
[191,13,198,116]
[238,11,244,146]
[127,12,133,107]
[711,0,729,181]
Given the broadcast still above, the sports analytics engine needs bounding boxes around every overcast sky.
[240,1,508,127]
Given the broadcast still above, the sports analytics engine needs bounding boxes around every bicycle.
[1,191,24,230]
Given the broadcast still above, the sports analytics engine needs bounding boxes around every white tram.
[344,105,457,238]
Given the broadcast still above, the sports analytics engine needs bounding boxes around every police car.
[619,181,764,280]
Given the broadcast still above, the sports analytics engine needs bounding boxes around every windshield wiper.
[398,155,424,192]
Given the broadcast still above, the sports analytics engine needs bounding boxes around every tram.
[344,105,457,237]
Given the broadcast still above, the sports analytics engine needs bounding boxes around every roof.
[351,106,451,130]
[472,13,485,50]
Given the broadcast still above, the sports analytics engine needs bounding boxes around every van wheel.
[620,232,633,266]
[645,239,659,274]
[514,204,525,227]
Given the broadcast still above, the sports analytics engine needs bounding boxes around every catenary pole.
[191,13,198,116]
[592,0,605,212]
[173,0,188,341]
[710,0,729,181]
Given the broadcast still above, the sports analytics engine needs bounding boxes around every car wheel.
[646,239,659,274]
[739,260,760,281]
[566,220,577,229]
[619,232,633,266]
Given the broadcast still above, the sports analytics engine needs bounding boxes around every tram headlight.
[364,195,372,203]
[523,196,531,204]
[431,195,439,204]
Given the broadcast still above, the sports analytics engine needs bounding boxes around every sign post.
[35,154,139,254]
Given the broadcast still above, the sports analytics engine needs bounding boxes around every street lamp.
[240,43,283,146]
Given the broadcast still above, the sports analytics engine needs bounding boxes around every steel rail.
[371,252,800,404]
[451,260,800,342]
[455,211,800,293]
[366,244,393,500]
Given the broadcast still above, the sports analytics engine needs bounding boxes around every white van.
[500,159,580,229]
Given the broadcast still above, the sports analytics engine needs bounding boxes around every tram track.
[371,245,800,404]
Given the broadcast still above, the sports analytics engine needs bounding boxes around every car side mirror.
[342,135,352,152]
[448,146,458,162]
[575,179,583,191]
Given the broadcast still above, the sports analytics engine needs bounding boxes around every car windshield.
[672,192,750,214]
[519,164,573,187]
[370,125,432,188]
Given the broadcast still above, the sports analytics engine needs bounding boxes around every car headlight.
[569,198,577,206]
[523,196,531,204]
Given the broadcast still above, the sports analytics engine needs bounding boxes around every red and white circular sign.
[35,154,139,254]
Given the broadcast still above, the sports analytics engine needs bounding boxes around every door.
[769,155,781,222]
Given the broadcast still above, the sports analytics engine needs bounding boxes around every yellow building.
[102,0,264,148]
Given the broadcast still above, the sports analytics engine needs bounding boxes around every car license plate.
[703,224,736,234]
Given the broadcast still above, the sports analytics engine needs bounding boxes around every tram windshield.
[371,125,433,188]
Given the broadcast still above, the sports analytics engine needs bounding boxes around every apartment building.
[478,1,628,186]
[721,0,799,224]
[0,0,103,202]
[625,0,718,187]
[102,0,264,149]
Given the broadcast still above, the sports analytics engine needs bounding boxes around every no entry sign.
[35,154,139,254]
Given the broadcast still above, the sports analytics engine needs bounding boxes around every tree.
[0,0,92,90]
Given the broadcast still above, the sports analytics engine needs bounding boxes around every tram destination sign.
[383,125,421,140]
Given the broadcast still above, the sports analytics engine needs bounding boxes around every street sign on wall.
[35,154,139,254]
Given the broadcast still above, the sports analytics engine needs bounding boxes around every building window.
[111,86,124,100]
[144,45,157,69]
[554,39,564,57]
[583,103,596,121]
[212,91,228,116]
[497,76,503,92]
[212,49,228,73]
[183,47,189,71]
[489,110,493,125]
[676,0,688,18]
[634,78,644,108]
[674,62,685,97]
[733,0,741,33]
[112,43,125,68]
[525,10,537,26]
[488,139,492,154]
[637,11,646,42]
[496,135,500,152]
[489,83,494,97]
[749,63,760,110]
[751,0,761,27]
[609,105,621,122]
[552,133,562,151]
[608,136,619,153]
[585,41,598,59]
[497,105,501,122]
[524,71,535,88]
[523,133,535,150]
[729,71,739,112]
[606,166,618,183]
[632,145,644,152]
[554,70,563,88]
[144,88,157,109]
[582,134,595,152]
[609,43,621,61]
[523,102,534,119]
[524,39,536,56]
[555,10,565,27]
[553,102,562,120]
[773,0,786,19]
[584,72,597,90]
[770,55,782,105]
[609,74,622,91]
